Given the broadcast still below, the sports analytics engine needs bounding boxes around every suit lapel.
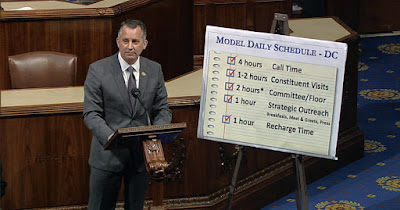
[138,58,149,100]
[110,54,134,115]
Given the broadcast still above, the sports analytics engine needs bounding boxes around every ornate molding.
[219,144,247,172]
[164,137,186,182]
[0,103,83,117]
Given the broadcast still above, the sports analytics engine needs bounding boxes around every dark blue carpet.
[261,35,400,209]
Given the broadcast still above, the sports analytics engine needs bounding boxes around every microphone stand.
[131,88,151,126]
[140,97,152,126]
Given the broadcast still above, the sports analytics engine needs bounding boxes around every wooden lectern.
[104,122,187,209]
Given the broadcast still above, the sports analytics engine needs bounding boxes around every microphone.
[131,87,151,126]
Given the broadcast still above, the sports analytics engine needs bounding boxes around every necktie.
[127,66,137,111]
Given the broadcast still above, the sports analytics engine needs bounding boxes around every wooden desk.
[1,87,88,209]
[289,17,361,133]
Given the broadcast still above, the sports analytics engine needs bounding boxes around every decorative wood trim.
[0,97,201,117]
[167,96,201,107]
[0,103,83,117]
[0,0,159,19]
[1,0,104,5]
[164,137,186,182]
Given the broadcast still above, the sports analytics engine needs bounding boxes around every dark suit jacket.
[83,53,172,172]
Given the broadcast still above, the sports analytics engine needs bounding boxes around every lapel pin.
[141,72,146,77]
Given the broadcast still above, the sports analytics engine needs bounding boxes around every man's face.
[116,25,148,65]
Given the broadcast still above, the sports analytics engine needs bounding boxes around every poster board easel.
[225,13,309,210]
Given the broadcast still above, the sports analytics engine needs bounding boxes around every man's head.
[116,19,148,65]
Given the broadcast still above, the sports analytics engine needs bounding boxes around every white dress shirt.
[118,52,140,89]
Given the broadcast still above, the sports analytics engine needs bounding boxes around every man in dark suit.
[83,19,172,210]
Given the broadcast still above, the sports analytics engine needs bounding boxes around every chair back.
[8,51,77,89]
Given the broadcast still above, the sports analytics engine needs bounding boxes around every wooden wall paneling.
[245,1,256,31]
[0,113,92,209]
[358,0,400,33]
[112,0,194,81]
[0,18,114,89]
[325,0,400,33]
[253,0,291,32]
[325,0,360,32]
[0,21,9,89]
[0,0,193,90]
[193,0,292,58]
[193,3,216,56]
[194,2,252,56]
[339,35,360,132]
[213,3,248,29]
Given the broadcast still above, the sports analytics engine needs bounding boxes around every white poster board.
[197,26,348,160]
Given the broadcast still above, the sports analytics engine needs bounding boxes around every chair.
[8,51,77,89]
